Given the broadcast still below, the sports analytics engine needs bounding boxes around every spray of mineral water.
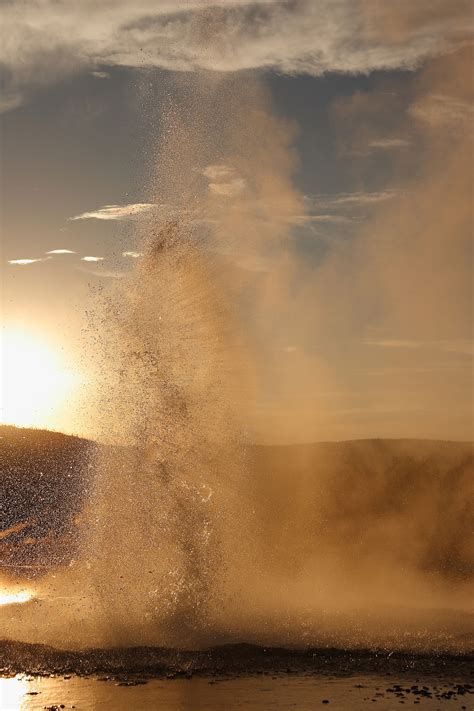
[1,75,472,654]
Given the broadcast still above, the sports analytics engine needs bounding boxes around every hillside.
[0,425,95,576]
[1,426,472,583]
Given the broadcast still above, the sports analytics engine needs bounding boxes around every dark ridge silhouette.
[1,426,472,585]
[0,638,472,678]
[0,425,95,577]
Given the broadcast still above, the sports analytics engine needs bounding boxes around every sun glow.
[0,676,28,711]
[0,327,79,429]
[0,588,33,607]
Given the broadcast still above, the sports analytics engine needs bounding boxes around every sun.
[0,587,33,607]
[0,327,78,430]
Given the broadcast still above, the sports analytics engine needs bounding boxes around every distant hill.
[0,426,472,582]
[251,438,474,582]
[0,425,95,575]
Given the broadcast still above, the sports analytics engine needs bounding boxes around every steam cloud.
[0,3,472,656]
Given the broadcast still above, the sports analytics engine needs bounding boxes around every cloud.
[71,203,155,221]
[122,251,144,258]
[202,164,234,181]
[366,339,425,349]
[293,214,356,225]
[366,339,474,355]
[312,190,401,209]
[331,89,414,158]
[91,70,110,79]
[367,138,412,150]
[441,340,474,356]
[46,249,77,254]
[0,94,24,114]
[77,266,124,278]
[203,164,247,197]
[8,257,50,265]
[409,93,474,127]
[209,178,247,197]
[81,256,104,262]
[1,0,472,111]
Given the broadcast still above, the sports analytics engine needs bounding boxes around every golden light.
[0,587,33,607]
[0,676,28,711]
[0,327,79,429]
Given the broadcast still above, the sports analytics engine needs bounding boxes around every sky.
[0,0,473,442]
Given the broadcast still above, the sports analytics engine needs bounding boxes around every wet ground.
[1,672,473,710]
[0,643,472,710]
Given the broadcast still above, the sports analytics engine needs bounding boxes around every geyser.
[1,74,472,656]
[84,216,253,648]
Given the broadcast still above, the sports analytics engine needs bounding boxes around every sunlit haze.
[0,587,33,607]
[1,1,472,444]
[0,4,472,709]
[0,327,80,431]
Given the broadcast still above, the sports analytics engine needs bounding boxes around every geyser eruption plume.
[87,216,253,647]
[78,69,473,652]
[1,67,472,655]
[82,76,305,646]
[1,74,300,650]
[81,77,295,645]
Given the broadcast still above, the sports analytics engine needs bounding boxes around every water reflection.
[0,676,27,711]
[0,674,464,711]
[0,590,33,607]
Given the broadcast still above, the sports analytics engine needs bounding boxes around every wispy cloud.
[366,138,412,151]
[46,249,76,255]
[122,251,144,258]
[91,70,110,79]
[71,203,155,221]
[209,178,246,197]
[366,339,422,349]
[77,266,124,279]
[0,94,24,114]
[312,190,401,210]
[366,339,473,355]
[2,1,471,111]
[292,214,356,226]
[81,256,104,262]
[438,341,473,356]
[204,164,247,198]
[410,94,474,127]
[202,164,234,181]
[8,257,51,265]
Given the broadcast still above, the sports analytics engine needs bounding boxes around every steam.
[82,48,473,650]
[1,12,472,656]
[77,77,299,647]
[249,46,473,444]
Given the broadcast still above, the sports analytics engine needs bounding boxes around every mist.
[1,44,472,655]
